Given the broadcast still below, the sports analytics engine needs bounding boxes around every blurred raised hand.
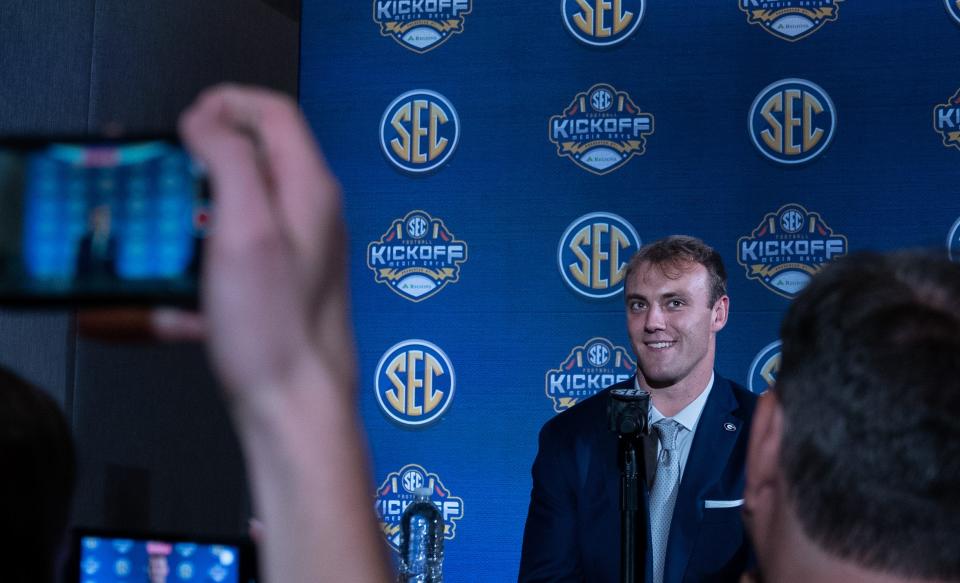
[155,85,390,583]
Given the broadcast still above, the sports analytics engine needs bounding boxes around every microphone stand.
[608,387,651,583]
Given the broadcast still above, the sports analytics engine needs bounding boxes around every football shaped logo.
[375,464,464,552]
[367,211,468,302]
[737,204,848,299]
[373,0,472,53]
[549,84,655,175]
[740,1,843,42]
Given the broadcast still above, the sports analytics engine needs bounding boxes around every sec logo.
[380,90,459,173]
[562,0,645,46]
[375,340,455,427]
[558,212,641,299]
[948,0,960,26]
[948,216,960,262]
[749,79,836,165]
[748,340,781,394]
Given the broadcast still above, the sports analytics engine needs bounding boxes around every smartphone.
[65,527,258,583]
[0,136,208,307]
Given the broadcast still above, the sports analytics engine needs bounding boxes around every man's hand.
[158,85,355,407]
[162,84,389,583]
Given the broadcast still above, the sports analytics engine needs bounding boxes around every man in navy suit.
[519,235,757,583]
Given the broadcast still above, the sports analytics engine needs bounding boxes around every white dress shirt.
[636,372,715,481]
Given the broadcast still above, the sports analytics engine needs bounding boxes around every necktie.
[649,419,682,583]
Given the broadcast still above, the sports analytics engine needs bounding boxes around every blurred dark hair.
[624,235,727,305]
[0,367,75,583]
[776,251,960,579]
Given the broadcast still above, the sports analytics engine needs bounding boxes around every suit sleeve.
[517,419,585,583]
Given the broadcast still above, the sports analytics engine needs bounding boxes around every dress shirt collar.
[636,372,716,432]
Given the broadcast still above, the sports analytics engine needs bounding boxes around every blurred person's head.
[744,251,960,582]
[147,541,173,583]
[0,367,75,583]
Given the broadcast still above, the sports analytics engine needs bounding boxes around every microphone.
[608,387,651,437]
[608,386,652,583]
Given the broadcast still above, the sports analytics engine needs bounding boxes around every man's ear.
[743,390,784,542]
[711,295,729,332]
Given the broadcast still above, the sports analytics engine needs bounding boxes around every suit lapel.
[664,376,741,583]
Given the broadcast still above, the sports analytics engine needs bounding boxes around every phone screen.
[72,532,249,583]
[0,138,207,306]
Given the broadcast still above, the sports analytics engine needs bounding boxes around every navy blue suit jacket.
[518,374,757,583]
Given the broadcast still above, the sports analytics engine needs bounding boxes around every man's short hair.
[776,251,960,580]
[0,367,75,583]
[624,235,727,305]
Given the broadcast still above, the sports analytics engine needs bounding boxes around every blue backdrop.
[299,2,960,580]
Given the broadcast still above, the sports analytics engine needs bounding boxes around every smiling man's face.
[625,260,727,390]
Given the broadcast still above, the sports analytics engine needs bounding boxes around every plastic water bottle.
[398,486,444,582]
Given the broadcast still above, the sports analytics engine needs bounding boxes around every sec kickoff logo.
[948,216,960,262]
[549,83,655,175]
[545,337,636,412]
[381,90,459,173]
[558,212,642,299]
[375,340,455,427]
[947,0,960,25]
[375,464,464,552]
[740,1,842,42]
[749,79,836,165]
[562,0,645,46]
[367,210,468,302]
[934,89,960,151]
[737,204,848,299]
[373,0,472,53]
[748,340,781,394]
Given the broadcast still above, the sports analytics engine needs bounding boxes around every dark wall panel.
[0,0,300,537]
[87,0,300,132]
[68,0,301,535]
[0,311,73,408]
[0,4,94,406]
[0,2,95,134]
[71,341,246,534]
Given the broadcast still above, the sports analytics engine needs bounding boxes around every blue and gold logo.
[558,212,641,299]
[749,79,836,165]
[373,0,472,53]
[948,216,960,262]
[562,0,645,46]
[737,204,848,299]
[748,340,781,394]
[375,464,464,552]
[381,90,459,173]
[367,211,467,302]
[934,89,960,151]
[549,84,655,175]
[375,340,455,427]
[740,1,842,42]
[545,338,635,412]
[947,0,960,26]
